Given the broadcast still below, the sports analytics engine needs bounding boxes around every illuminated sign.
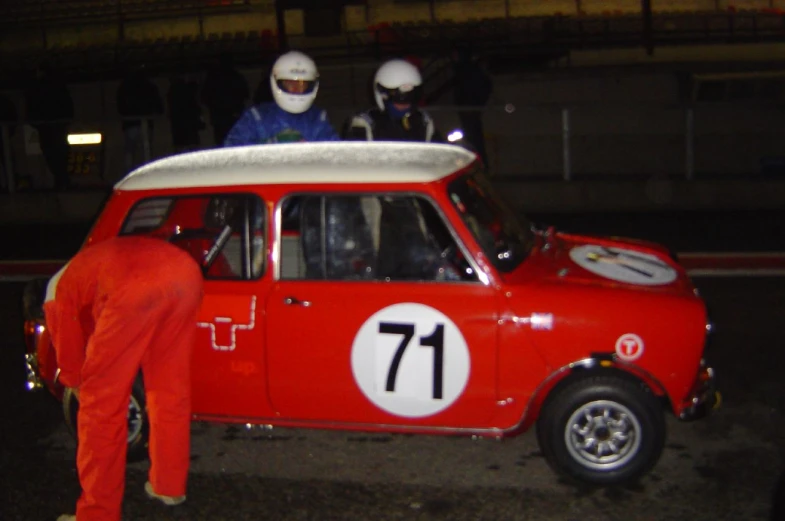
[67,133,102,145]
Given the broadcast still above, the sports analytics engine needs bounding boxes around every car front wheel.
[62,376,149,462]
[536,374,665,486]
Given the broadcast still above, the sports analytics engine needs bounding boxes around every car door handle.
[283,296,311,307]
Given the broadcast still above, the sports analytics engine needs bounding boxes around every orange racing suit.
[44,236,203,521]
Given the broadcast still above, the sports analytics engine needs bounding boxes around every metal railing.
[0,0,253,27]
[0,116,156,194]
[422,102,783,181]
[1,101,783,194]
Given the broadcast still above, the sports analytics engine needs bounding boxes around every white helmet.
[270,50,319,114]
[373,59,423,111]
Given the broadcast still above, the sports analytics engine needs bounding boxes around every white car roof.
[115,142,477,191]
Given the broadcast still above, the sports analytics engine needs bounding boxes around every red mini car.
[24,141,718,485]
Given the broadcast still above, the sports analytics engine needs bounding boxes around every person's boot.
[145,481,186,506]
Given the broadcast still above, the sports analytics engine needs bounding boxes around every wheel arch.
[510,357,670,435]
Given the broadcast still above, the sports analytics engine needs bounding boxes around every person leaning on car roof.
[223,50,339,146]
[45,236,204,521]
[343,58,443,143]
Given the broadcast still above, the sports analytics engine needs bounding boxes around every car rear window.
[120,194,266,280]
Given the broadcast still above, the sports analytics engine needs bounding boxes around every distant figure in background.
[25,64,74,191]
[451,44,493,166]
[168,77,204,154]
[201,52,249,146]
[343,58,442,143]
[223,50,338,146]
[0,92,18,192]
[117,65,164,172]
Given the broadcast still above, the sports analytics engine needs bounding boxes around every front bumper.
[678,363,720,422]
[24,353,43,391]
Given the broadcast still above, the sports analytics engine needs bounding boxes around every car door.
[266,193,501,429]
[120,193,274,420]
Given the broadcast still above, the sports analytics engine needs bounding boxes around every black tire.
[63,375,149,463]
[536,374,665,486]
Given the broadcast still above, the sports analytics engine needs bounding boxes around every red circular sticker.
[615,333,644,361]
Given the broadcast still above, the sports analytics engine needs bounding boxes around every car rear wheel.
[63,376,149,462]
[536,374,665,486]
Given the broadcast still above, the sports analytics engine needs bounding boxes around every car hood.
[503,230,694,294]
[498,231,707,399]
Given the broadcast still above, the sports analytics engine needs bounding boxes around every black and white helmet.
[373,59,423,111]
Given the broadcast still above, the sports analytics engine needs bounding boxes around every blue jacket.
[223,103,339,146]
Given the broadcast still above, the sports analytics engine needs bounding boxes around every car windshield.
[447,169,535,273]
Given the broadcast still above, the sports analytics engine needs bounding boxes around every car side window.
[120,194,266,280]
[279,194,476,282]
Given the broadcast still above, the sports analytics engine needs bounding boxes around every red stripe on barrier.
[0,260,66,280]
[678,252,785,273]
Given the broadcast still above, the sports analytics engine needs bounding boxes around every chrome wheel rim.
[127,396,144,443]
[564,399,642,471]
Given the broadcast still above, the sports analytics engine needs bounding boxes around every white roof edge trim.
[115,142,478,191]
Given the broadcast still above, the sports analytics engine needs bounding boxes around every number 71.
[379,322,444,400]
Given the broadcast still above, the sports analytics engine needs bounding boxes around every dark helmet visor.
[375,84,423,105]
[276,79,318,95]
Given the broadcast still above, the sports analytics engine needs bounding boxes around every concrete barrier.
[0,190,109,225]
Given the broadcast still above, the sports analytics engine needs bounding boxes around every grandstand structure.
[0,0,784,86]
[2,0,785,199]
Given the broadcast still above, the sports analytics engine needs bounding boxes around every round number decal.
[351,303,471,418]
[569,245,677,286]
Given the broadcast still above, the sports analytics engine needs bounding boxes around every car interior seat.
[300,196,376,280]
